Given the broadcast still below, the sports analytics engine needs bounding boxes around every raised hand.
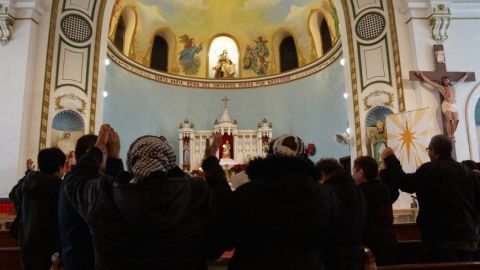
[381,147,395,160]
[95,124,112,152]
[107,128,121,159]
[205,132,221,158]
[26,158,35,171]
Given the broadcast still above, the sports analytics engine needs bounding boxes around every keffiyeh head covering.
[267,134,307,158]
[127,135,176,183]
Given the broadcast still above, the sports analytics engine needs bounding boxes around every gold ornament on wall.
[54,94,87,114]
[362,90,394,110]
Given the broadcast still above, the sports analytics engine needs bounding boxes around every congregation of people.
[7,124,480,270]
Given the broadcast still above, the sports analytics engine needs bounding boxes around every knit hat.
[127,135,176,183]
[267,134,307,158]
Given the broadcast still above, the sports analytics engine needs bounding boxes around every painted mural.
[243,37,270,76]
[109,0,340,79]
[178,35,203,75]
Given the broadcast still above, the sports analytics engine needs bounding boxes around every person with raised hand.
[65,125,230,270]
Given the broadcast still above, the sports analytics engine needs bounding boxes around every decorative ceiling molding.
[0,4,14,46]
[399,0,480,19]
[429,4,450,41]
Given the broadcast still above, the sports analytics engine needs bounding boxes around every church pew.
[393,222,421,241]
[0,230,17,248]
[377,262,480,270]
[0,247,21,270]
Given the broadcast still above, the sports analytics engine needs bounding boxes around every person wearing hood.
[315,158,366,270]
[64,124,231,270]
[10,148,66,270]
[219,134,338,270]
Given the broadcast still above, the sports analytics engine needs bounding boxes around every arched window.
[208,36,239,79]
[280,36,298,72]
[114,16,125,52]
[320,19,332,54]
[150,36,168,71]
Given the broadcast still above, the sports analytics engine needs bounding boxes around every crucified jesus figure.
[416,71,470,140]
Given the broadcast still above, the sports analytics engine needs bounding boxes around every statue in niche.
[178,35,203,75]
[243,36,270,76]
[183,140,190,170]
[222,141,232,159]
[57,131,76,155]
[213,49,235,78]
[368,120,387,166]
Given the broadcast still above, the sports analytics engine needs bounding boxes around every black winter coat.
[10,171,62,270]
[64,147,231,270]
[324,173,366,270]
[58,157,124,270]
[381,155,480,246]
[359,179,398,265]
[221,156,338,270]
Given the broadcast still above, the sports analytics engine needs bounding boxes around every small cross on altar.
[222,96,229,109]
[409,45,475,83]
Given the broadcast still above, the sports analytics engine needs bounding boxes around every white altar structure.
[178,101,273,171]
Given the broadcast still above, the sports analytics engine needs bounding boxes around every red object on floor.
[0,202,13,214]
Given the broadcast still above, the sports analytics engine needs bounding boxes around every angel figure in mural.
[243,36,270,76]
[213,49,236,78]
[178,35,203,75]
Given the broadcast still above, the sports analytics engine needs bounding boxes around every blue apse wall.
[103,58,350,164]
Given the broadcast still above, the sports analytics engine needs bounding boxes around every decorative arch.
[111,6,136,56]
[207,35,240,79]
[272,29,300,73]
[148,28,177,73]
[308,10,334,58]
[39,0,406,170]
[464,82,480,160]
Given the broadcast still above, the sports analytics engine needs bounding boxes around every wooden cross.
[409,45,475,82]
[222,96,229,109]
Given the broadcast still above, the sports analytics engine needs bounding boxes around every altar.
[178,98,273,171]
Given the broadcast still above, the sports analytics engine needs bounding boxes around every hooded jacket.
[220,156,337,270]
[323,172,366,270]
[64,147,231,270]
[10,171,62,270]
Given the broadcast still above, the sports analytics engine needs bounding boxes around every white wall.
[0,0,50,196]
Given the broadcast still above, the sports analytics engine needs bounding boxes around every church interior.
[1,0,480,269]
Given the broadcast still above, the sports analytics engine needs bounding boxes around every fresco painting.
[109,0,340,78]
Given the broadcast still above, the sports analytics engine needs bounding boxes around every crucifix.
[222,96,229,109]
[409,44,475,141]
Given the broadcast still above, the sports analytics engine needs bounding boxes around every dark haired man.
[381,134,480,262]
[10,148,66,270]
[58,133,124,270]
[316,158,366,270]
[353,156,398,265]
